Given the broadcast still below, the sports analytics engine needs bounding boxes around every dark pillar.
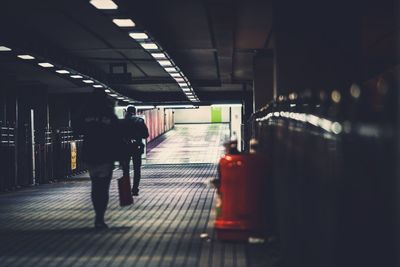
[242,83,253,151]
[253,50,274,110]
[397,4,400,265]
[272,1,363,267]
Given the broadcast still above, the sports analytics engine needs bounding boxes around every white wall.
[115,106,126,119]
[174,105,242,150]
[230,106,242,151]
[174,106,230,123]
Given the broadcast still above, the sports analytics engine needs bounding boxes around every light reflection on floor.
[145,124,230,164]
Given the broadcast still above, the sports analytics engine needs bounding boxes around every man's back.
[123,115,149,143]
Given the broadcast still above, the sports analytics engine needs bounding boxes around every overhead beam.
[205,0,235,83]
[109,77,222,87]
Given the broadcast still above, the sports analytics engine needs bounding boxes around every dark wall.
[49,95,71,129]
[247,1,399,266]
[49,93,92,131]
[273,0,362,97]
[249,70,397,267]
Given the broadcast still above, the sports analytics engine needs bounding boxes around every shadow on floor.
[0,226,132,256]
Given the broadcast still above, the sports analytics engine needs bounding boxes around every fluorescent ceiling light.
[164,67,177,73]
[178,83,187,87]
[170,73,181,78]
[158,60,172,67]
[113,19,135,27]
[89,0,118,10]
[0,46,12,51]
[174,78,185,82]
[211,104,242,108]
[117,97,124,100]
[129,32,149,40]
[104,89,111,93]
[110,94,118,97]
[151,53,166,59]
[17,55,35,60]
[93,85,103,88]
[182,88,191,92]
[83,80,94,84]
[56,70,70,74]
[70,75,83,79]
[38,62,54,68]
[140,43,158,50]
[136,105,155,109]
[157,105,194,109]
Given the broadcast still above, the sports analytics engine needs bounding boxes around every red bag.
[118,176,133,206]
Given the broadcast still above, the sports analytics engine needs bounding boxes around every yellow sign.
[71,141,77,170]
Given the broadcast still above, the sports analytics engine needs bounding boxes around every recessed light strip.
[90,0,118,10]
[93,5,197,102]
[140,43,158,50]
[113,19,135,27]
[38,62,54,68]
[136,105,155,110]
[157,105,195,109]
[56,70,70,74]
[10,44,128,101]
[175,78,185,82]
[158,60,172,67]
[18,55,35,60]
[164,67,177,73]
[129,32,149,40]
[151,53,166,59]
[0,46,12,51]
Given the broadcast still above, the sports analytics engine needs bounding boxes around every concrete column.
[253,50,274,111]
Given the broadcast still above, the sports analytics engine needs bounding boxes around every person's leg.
[132,151,142,195]
[89,163,113,228]
[121,156,131,177]
[91,177,101,222]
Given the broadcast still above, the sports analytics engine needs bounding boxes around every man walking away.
[121,105,149,196]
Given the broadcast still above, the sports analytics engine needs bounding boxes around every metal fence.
[0,123,16,191]
[54,128,85,179]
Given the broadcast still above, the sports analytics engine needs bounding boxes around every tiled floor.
[0,124,275,267]
[145,124,230,164]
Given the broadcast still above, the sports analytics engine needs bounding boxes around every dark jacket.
[123,115,149,143]
[77,104,122,164]
[122,115,149,154]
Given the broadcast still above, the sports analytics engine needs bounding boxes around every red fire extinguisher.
[213,140,269,241]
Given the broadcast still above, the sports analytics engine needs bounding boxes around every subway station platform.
[0,124,275,267]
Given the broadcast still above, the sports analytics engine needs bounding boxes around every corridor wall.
[115,107,174,142]
[247,74,397,267]
[174,106,229,123]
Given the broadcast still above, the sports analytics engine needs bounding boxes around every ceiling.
[0,0,273,104]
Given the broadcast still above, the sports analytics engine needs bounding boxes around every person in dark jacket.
[121,105,149,196]
[78,90,121,229]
